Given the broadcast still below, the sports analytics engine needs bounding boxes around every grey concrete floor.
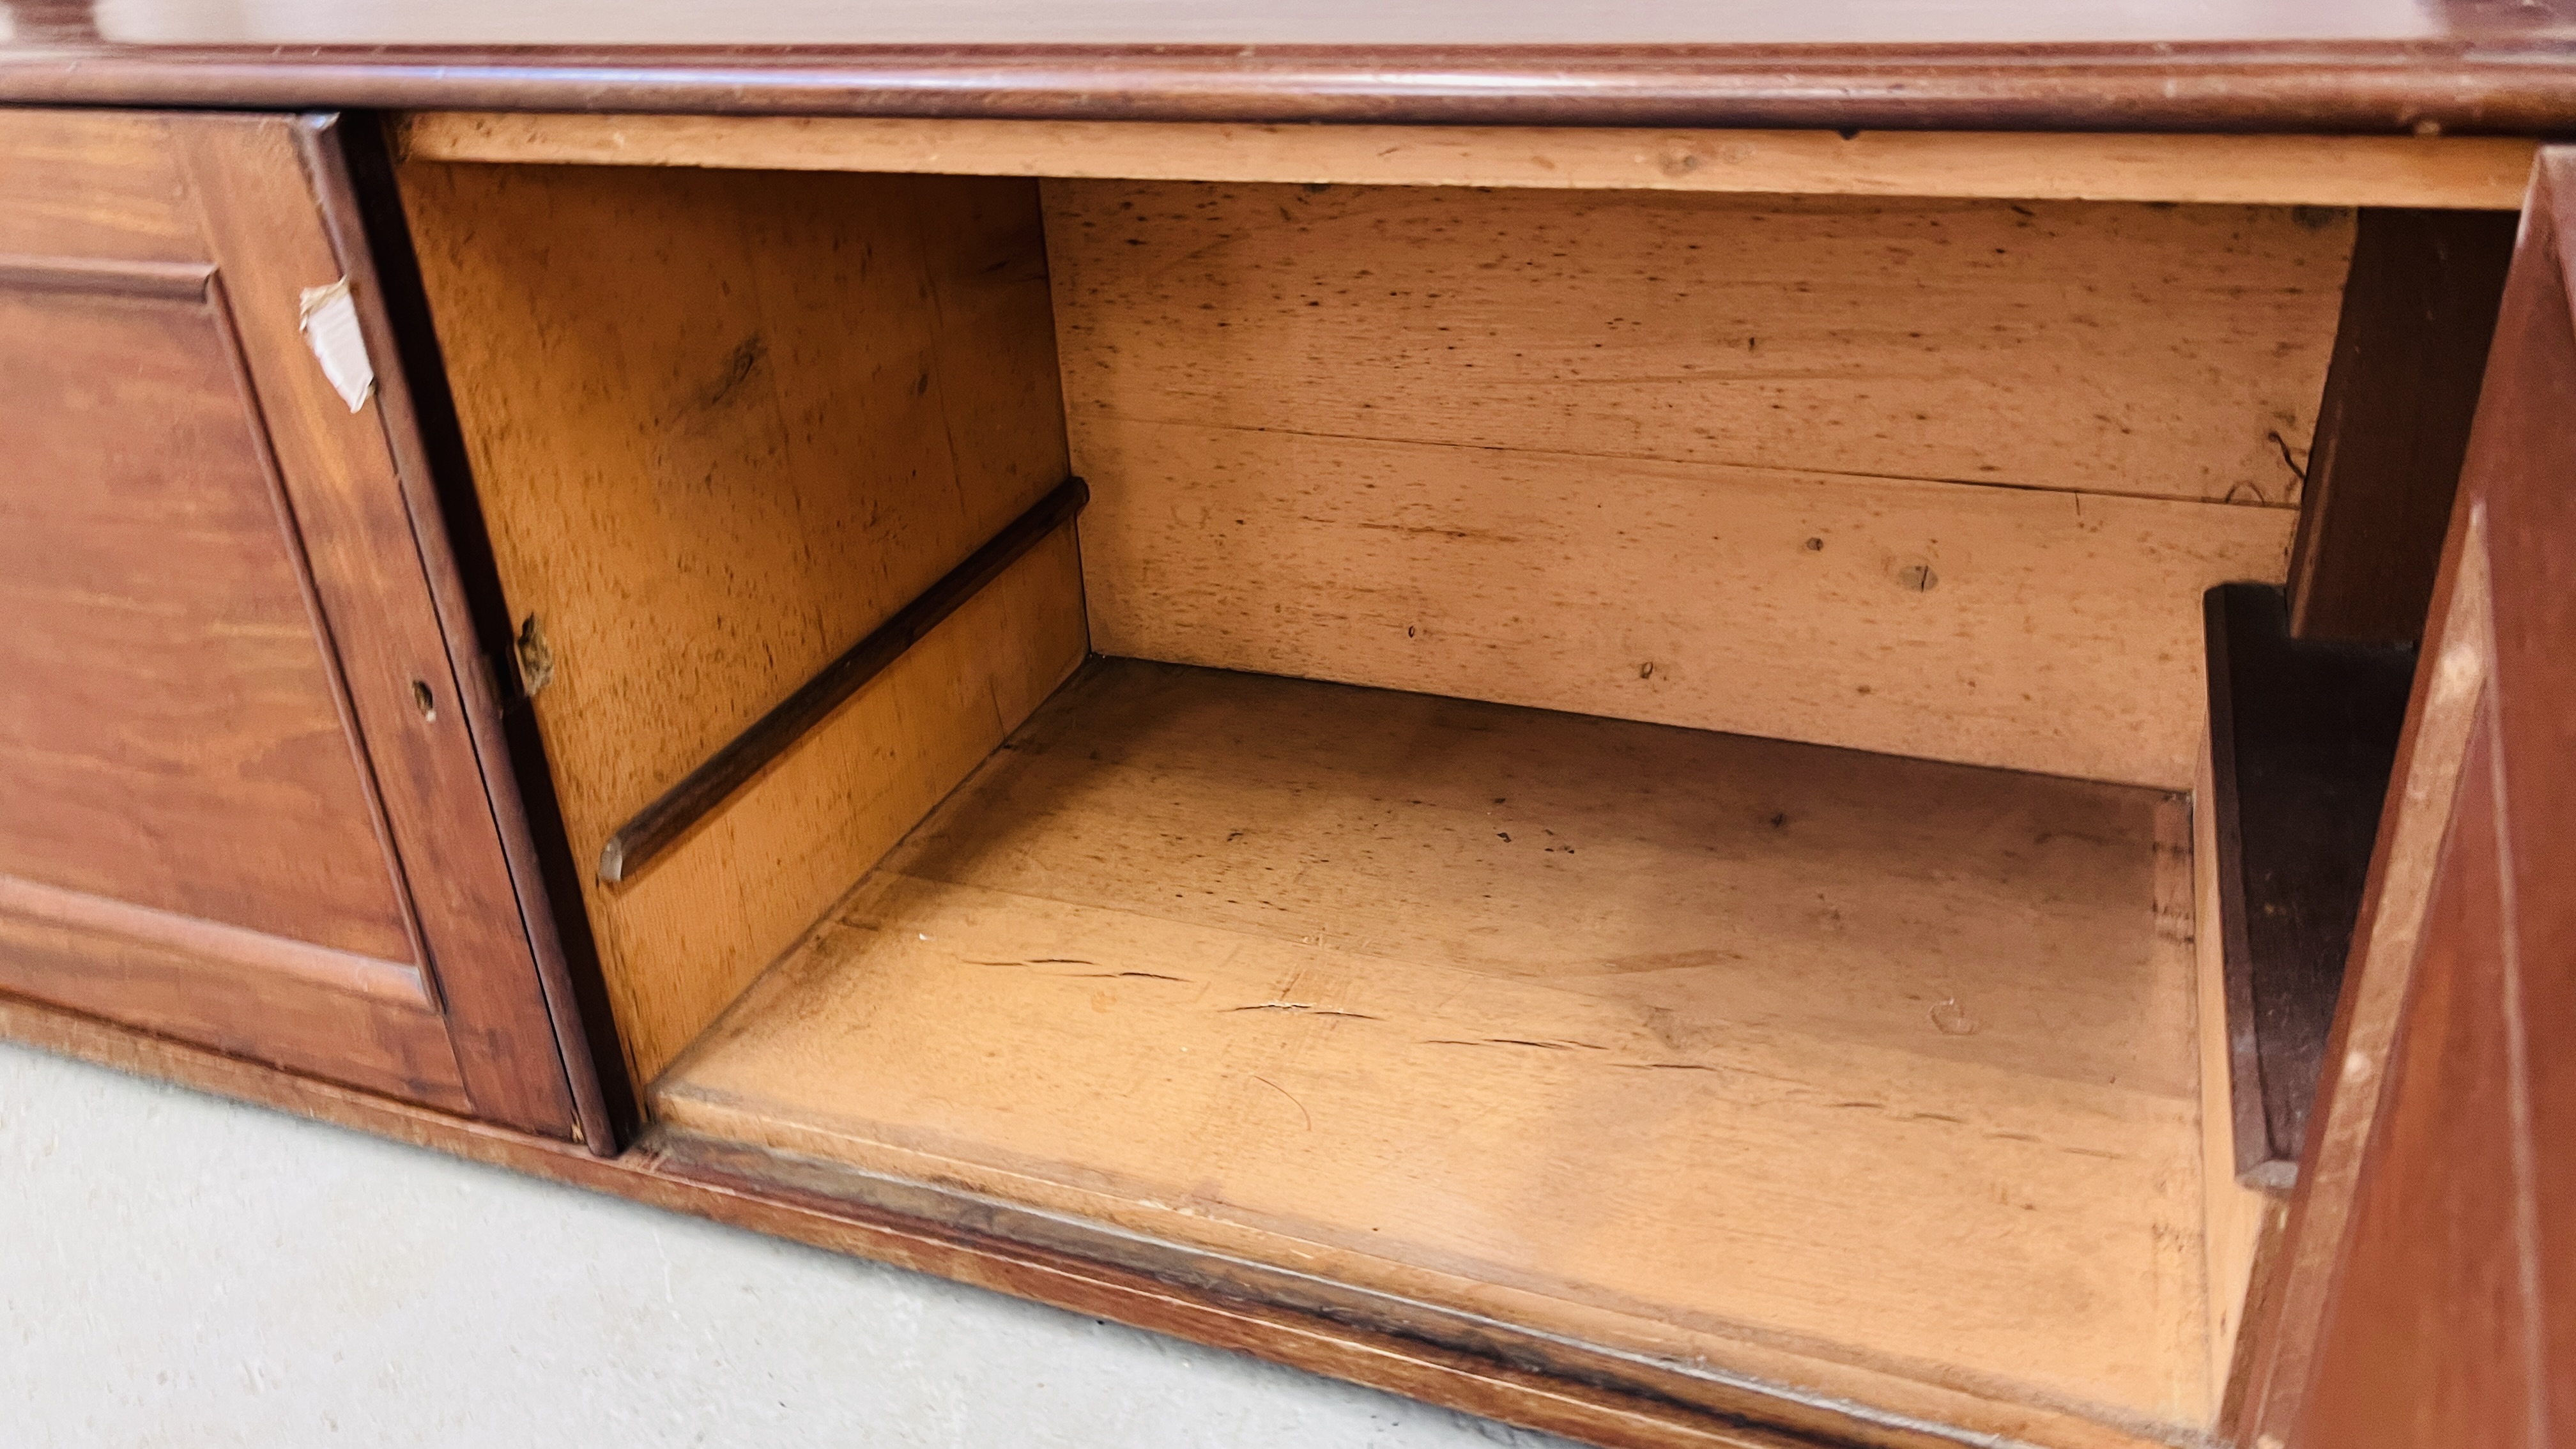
[0,1039,1573,1449]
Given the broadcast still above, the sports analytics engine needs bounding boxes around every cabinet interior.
[395,151,2361,1446]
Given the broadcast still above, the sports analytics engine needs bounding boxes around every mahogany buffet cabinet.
[2,8,2570,1449]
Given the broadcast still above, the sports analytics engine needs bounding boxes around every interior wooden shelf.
[654,657,2216,1441]
[397,111,2537,210]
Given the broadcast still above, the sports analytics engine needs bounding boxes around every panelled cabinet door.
[2244,151,2576,1448]
[0,109,576,1137]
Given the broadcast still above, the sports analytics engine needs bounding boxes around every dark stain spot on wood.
[702,334,767,410]
[2264,428,2308,485]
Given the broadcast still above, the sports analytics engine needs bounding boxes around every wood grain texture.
[0,118,476,1107]
[2482,174,2576,1449]
[0,285,419,962]
[0,252,210,296]
[2295,715,2534,1446]
[1049,182,2346,507]
[307,112,625,1150]
[0,875,429,1008]
[597,477,1089,887]
[2287,207,2518,645]
[1076,421,2290,791]
[176,115,576,1133]
[0,108,575,1135]
[0,900,470,1110]
[2237,505,2496,1446]
[0,107,196,261]
[2201,584,2415,1186]
[2192,731,2287,1429]
[34,0,2576,49]
[399,158,1080,1084]
[397,112,2538,210]
[596,536,1087,1086]
[18,35,2576,136]
[658,658,2219,1446]
[0,990,2005,1449]
[2269,148,2576,1449]
[1050,182,2315,786]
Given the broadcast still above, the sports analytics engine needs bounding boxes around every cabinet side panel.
[401,160,1081,1082]
[606,537,1086,1085]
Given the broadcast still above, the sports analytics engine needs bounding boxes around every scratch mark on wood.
[1251,1075,1312,1130]
[1231,1002,1383,1020]
[964,959,1190,983]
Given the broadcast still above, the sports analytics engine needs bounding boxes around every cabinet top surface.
[8,0,2576,130]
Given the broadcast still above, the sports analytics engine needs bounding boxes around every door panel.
[0,108,576,1136]
[2299,717,2538,1445]
[2250,148,2576,1449]
[0,287,420,966]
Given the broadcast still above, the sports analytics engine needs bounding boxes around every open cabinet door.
[0,109,588,1140]
[2241,150,2576,1449]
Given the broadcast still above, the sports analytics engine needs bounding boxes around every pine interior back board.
[1048,183,2330,789]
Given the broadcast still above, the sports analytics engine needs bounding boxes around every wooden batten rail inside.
[595,475,1091,887]
[399,112,2536,209]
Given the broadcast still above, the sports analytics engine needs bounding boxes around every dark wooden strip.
[8,47,2576,132]
[597,475,1089,887]
[2204,583,2415,1188]
[2287,208,2518,647]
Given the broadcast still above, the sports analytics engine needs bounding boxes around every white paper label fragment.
[298,278,374,413]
